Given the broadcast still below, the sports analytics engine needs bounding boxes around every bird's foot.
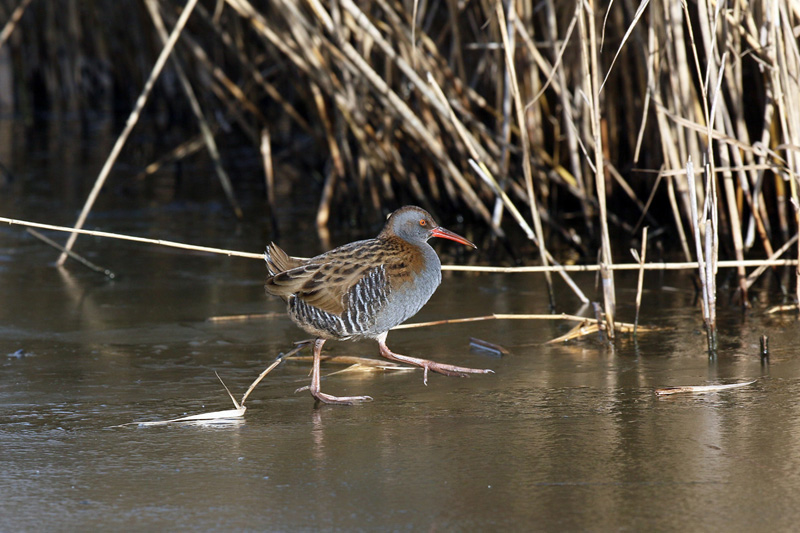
[378,343,493,385]
[296,385,373,404]
[415,360,494,385]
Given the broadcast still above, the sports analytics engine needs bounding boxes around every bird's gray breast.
[365,244,441,337]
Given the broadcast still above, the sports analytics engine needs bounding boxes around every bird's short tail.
[265,242,302,277]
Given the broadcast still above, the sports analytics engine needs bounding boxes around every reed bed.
[2,0,800,349]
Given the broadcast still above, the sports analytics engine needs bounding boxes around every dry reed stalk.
[302,0,497,228]
[696,0,750,304]
[767,304,799,315]
[230,0,499,230]
[145,0,243,219]
[704,215,718,352]
[686,158,718,354]
[0,0,33,49]
[224,0,306,69]
[492,0,514,229]
[125,371,247,426]
[341,0,496,167]
[704,178,720,351]
[26,229,115,279]
[136,135,206,180]
[578,0,615,338]
[540,2,591,232]
[632,167,664,233]
[3,216,264,259]
[656,103,778,157]
[631,226,648,336]
[5,215,798,277]
[663,2,700,226]
[686,159,707,295]
[768,2,800,311]
[545,317,659,343]
[745,232,798,291]
[174,25,267,124]
[702,169,719,348]
[393,312,644,335]
[650,3,700,264]
[260,128,278,231]
[126,342,309,426]
[655,380,756,396]
[633,22,655,165]
[469,159,589,304]
[676,0,705,166]
[495,1,554,309]
[6,0,800,306]
[286,355,414,371]
[310,81,343,234]
[133,341,319,425]
[425,75,503,238]
[547,320,601,344]
[654,164,788,178]
[239,342,311,406]
[444,259,800,273]
[193,3,313,135]
[206,312,283,323]
[718,153,749,305]
[205,80,260,144]
[56,0,201,266]
[664,149,692,262]
[748,4,781,244]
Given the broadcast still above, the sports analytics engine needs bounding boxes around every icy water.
[3,117,800,531]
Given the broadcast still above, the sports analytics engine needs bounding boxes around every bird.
[264,205,493,404]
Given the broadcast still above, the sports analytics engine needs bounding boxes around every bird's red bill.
[430,227,477,249]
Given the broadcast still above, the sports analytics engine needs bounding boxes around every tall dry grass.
[2,0,800,332]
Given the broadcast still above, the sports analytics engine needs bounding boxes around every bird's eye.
[419,219,427,226]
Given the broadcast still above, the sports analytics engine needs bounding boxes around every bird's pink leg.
[377,334,494,386]
[308,338,373,405]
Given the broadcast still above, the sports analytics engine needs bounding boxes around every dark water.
[2,117,800,531]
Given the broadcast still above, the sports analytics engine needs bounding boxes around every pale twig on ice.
[121,343,309,427]
[654,380,756,396]
[120,342,416,425]
[1,216,797,274]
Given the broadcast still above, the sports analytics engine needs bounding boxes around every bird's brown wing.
[265,240,380,316]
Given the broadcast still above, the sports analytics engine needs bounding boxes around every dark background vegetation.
[0,0,797,272]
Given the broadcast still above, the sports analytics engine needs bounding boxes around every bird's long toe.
[423,361,493,378]
[312,391,373,405]
[379,342,492,384]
